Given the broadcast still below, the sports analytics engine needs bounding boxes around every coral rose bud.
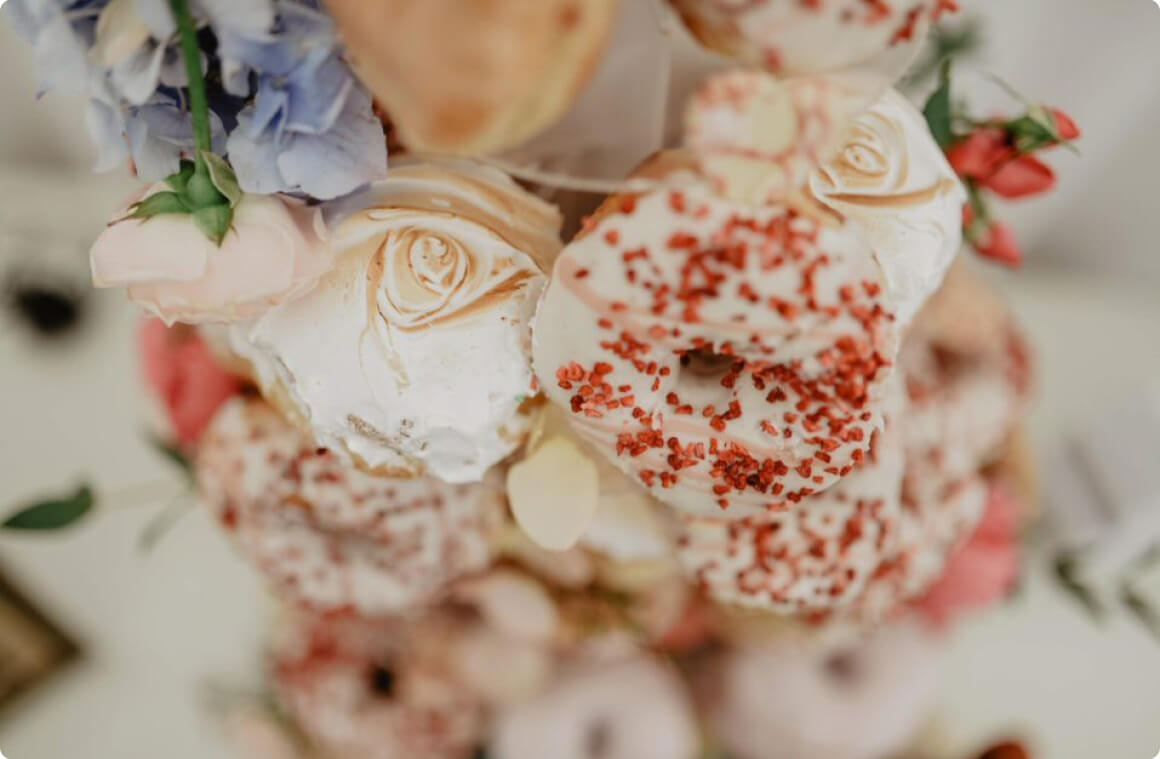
[139,319,240,446]
[1049,107,1081,141]
[946,128,1013,180]
[981,154,1057,199]
[975,222,1022,267]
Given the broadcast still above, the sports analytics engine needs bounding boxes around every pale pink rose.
[915,483,1021,628]
[139,318,240,447]
[91,184,332,324]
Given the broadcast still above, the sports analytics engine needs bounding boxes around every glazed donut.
[490,654,699,759]
[675,377,906,614]
[197,397,501,616]
[270,613,485,759]
[696,622,940,759]
[229,159,561,483]
[324,0,618,155]
[669,0,954,77]
[533,151,899,518]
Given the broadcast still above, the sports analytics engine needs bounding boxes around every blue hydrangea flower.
[5,0,387,200]
[219,1,386,199]
[88,86,227,177]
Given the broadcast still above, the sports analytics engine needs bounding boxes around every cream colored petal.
[506,436,599,551]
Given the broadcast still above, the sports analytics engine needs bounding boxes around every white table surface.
[0,180,1159,759]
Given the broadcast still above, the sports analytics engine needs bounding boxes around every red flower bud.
[974,221,1022,267]
[981,154,1057,199]
[946,128,1014,181]
[1049,107,1080,141]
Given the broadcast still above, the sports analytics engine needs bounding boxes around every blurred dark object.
[1,226,91,341]
[7,277,86,337]
[0,566,78,714]
[977,740,1030,759]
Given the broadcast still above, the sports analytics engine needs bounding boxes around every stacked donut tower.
[133,2,1029,759]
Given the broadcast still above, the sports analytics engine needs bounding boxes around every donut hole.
[368,662,397,697]
[584,717,613,758]
[822,649,861,684]
[679,349,738,382]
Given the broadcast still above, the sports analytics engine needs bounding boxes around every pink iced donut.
[197,397,501,616]
[698,622,940,759]
[270,614,484,759]
[533,153,899,519]
[675,379,906,614]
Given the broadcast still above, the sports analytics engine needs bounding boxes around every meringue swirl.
[367,219,538,332]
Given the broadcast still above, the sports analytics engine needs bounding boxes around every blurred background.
[1,0,1159,757]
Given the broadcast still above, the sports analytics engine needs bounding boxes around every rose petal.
[946,128,1013,180]
[981,154,1056,199]
[1049,108,1081,141]
[507,436,599,551]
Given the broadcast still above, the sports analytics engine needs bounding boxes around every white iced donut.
[533,152,900,518]
[698,622,940,759]
[490,655,699,759]
[229,159,562,483]
[810,89,965,325]
[270,613,485,759]
[670,0,954,76]
[676,377,906,614]
[197,397,501,616]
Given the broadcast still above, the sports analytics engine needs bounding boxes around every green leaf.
[129,191,192,220]
[148,434,195,482]
[166,161,196,194]
[3,485,95,530]
[202,152,243,209]
[923,60,955,149]
[1007,112,1059,154]
[1052,552,1104,619]
[193,204,234,246]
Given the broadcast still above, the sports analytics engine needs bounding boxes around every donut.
[197,397,502,616]
[669,0,956,77]
[847,474,988,624]
[229,159,561,482]
[900,271,1033,491]
[675,377,906,614]
[913,481,1021,627]
[490,654,699,759]
[696,622,940,759]
[533,151,900,518]
[269,613,485,759]
[324,0,618,155]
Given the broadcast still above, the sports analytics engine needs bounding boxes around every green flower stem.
[168,0,212,159]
